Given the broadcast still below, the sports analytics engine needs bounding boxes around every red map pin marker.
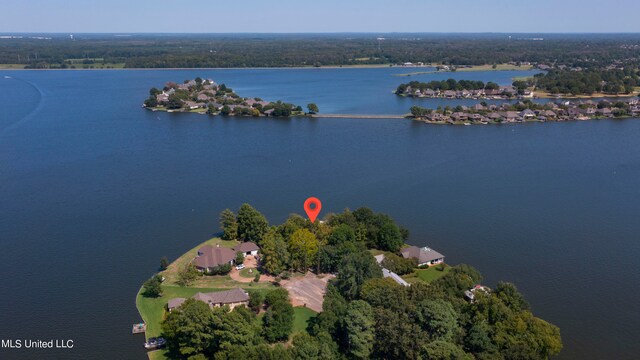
[304,197,322,223]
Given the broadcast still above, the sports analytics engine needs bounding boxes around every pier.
[309,113,407,119]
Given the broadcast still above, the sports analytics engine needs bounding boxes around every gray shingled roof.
[193,245,235,269]
[233,242,259,253]
[167,297,186,310]
[401,245,445,264]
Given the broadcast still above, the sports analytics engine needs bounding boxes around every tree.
[159,256,169,271]
[494,282,530,311]
[177,263,200,286]
[335,250,382,300]
[344,300,375,359]
[237,204,269,243]
[381,253,416,275]
[166,95,184,110]
[327,224,356,245]
[142,275,163,297]
[248,291,265,313]
[262,290,294,342]
[220,209,238,240]
[288,228,319,272]
[416,299,460,341]
[220,105,231,115]
[162,299,217,358]
[374,215,404,252]
[307,103,319,114]
[265,288,290,307]
[421,340,473,360]
[261,229,290,275]
[236,251,245,265]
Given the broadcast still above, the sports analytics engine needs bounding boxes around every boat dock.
[309,113,407,119]
[132,322,146,334]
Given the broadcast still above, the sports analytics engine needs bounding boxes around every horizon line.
[2,31,640,35]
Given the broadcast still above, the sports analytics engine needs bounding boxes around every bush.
[248,291,265,313]
[381,253,416,275]
[142,275,163,297]
[159,256,169,271]
[254,273,261,283]
[176,264,201,287]
[205,263,232,276]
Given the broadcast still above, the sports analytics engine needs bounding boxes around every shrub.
[205,263,232,276]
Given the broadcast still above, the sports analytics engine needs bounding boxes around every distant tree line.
[531,68,639,95]
[3,33,640,69]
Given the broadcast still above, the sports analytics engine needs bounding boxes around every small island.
[136,204,562,360]
[408,98,640,125]
[143,78,313,117]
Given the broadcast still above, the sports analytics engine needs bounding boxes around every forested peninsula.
[137,204,562,360]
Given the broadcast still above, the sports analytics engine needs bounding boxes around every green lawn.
[402,264,451,284]
[292,306,317,334]
[239,267,257,278]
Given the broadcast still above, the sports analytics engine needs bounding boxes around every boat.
[144,337,166,350]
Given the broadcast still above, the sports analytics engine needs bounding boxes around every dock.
[132,322,146,334]
[309,113,407,119]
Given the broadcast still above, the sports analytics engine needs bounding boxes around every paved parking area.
[281,272,334,312]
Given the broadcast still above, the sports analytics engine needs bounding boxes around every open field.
[0,64,26,69]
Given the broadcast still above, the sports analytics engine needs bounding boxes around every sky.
[1,0,639,33]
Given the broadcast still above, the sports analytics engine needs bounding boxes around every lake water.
[1,68,639,359]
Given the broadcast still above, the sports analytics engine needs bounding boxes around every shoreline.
[0,64,395,71]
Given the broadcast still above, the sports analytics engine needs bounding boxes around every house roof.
[167,297,186,310]
[233,242,259,253]
[400,245,445,264]
[193,288,250,305]
[193,245,235,269]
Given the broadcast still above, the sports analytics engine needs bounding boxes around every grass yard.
[239,267,258,278]
[0,64,27,69]
[402,264,451,284]
[292,306,317,334]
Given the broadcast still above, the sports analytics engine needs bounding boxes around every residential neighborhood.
[410,97,640,124]
[143,78,305,117]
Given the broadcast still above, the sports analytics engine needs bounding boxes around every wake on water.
[0,75,44,135]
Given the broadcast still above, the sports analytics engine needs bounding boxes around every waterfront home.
[464,285,491,303]
[167,288,250,311]
[193,245,236,272]
[520,109,536,119]
[184,101,204,110]
[400,246,445,267]
[233,242,259,257]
